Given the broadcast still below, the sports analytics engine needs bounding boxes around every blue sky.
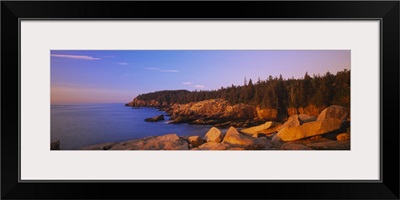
[51,50,350,104]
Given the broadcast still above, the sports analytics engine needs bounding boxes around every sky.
[51,50,350,104]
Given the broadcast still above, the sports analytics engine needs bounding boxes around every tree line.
[134,69,350,114]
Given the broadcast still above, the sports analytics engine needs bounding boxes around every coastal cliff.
[127,98,279,127]
[126,97,331,128]
[167,99,279,127]
[125,99,169,107]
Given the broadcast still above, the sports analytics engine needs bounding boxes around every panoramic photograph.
[50,50,350,150]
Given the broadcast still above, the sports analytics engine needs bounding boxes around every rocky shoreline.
[77,105,350,150]
[127,98,332,129]
[128,98,279,128]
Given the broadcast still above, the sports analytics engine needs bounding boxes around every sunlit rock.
[204,127,225,143]
[241,121,280,135]
[196,142,230,150]
[336,133,350,141]
[317,105,348,121]
[277,114,316,131]
[188,136,204,147]
[276,118,342,142]
[145,114,165,122]
[222,126,271,150]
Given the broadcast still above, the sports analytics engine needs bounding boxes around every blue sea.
[51,103,215,150]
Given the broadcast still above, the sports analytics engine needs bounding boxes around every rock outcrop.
[277,114,316,131]
[204,127,225,143]
[336,133,350,141]
[222,127,271,150]
[143,134,188,150]
[145,114,164,122]
[276,118,343,142]
[107,134,189,150]
[240,121,280,135]
[274,106,349,142]
[126,99,169,107]
[194,142,230,150]
[127,99,280,127]
[287,105,325,118]
[188,136,204,147]
[317,105,348,121]
[166,99,259,125]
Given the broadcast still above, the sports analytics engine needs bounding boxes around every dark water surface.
[51,103,214,150]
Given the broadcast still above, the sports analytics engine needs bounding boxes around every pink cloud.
[51,54,101,60]
[194,85,205,88]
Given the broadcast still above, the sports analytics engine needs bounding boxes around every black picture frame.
[2,1,399,199]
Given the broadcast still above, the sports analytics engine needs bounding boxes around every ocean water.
[51,103,215,150]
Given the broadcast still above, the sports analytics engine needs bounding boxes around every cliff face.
[287,105,326,117]
[126,99,169,107]
[129,98,279,127]
[167,99,258,120]
[126,98,336,123]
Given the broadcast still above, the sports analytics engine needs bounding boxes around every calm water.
[51,103,215,150]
